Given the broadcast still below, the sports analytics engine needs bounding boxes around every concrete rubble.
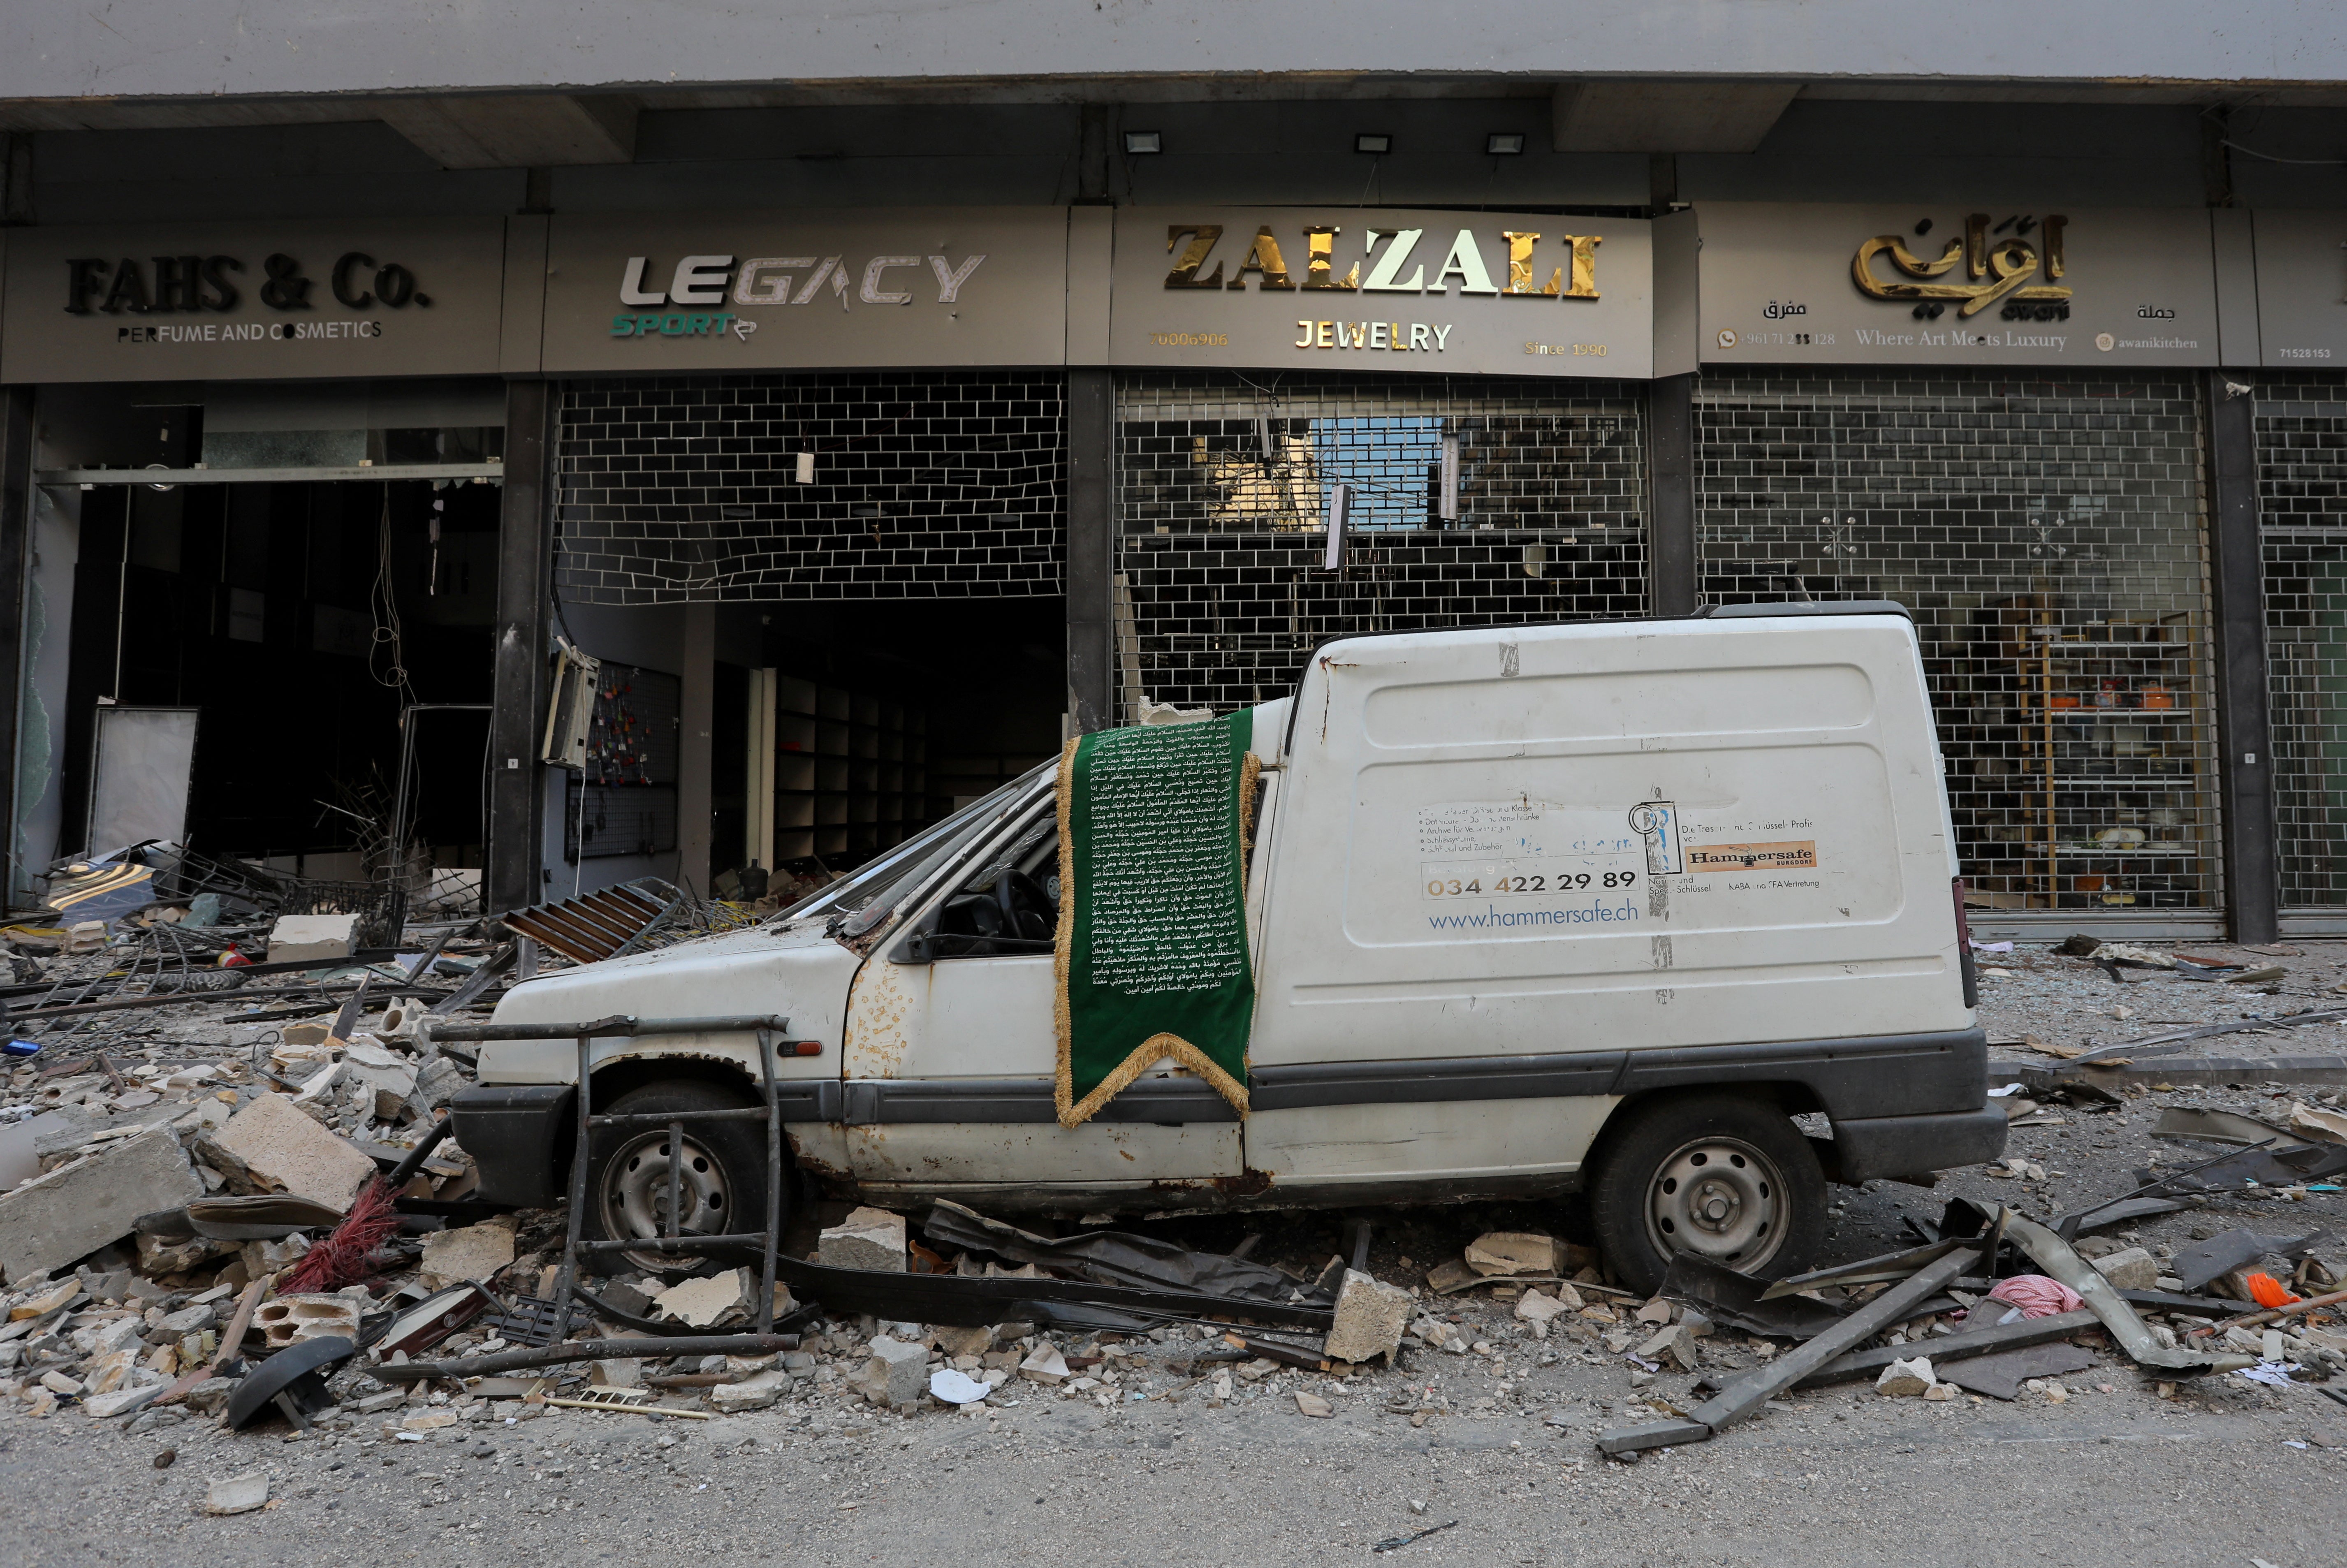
[818,1206,908,1272]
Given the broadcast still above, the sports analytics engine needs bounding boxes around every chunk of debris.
[1019,1345,1070,1385]
[418,1221,516,1289]
[1875,1356,1937,1397]
[819,1206,908,1272]
[0,1125,204,1283]
[1324,1268,1413,1365]
[1636,1323,1701,1373]
[266,913,360,966]
[208,1093,375,1210]
[931,1323,993,1359]
[253,1293,361,1348]
[1514,1288,1578,1336]
[651,1269,748,1328]
[1462,1232,1562,1278]
[1294,1390,1334,1417]
[849,1336,929,1407]
[708,1370,788,1412]
[2088,1247,2158,1291]
[205,1472,270,1515]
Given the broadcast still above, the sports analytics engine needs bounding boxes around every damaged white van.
[450,604,2003,1292]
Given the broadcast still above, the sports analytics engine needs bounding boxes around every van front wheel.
[1587,1094,1825,1296]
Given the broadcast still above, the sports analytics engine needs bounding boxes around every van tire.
[1587,1093,1825,1296]
[579,1079,778,1279]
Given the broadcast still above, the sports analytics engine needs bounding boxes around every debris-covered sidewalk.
[2,929,2345,1564]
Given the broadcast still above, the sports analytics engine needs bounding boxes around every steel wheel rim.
[1643,1134,1787,1272]
[599,1128,732,1271]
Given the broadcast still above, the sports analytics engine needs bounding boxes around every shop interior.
[25,380,503,910]
[704,598,1065,901]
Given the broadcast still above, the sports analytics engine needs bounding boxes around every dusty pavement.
[4,937,2346,1568]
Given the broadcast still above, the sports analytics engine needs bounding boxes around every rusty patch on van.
[843,957,918,1078]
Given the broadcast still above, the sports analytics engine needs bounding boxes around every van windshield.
[779,762,1054,926]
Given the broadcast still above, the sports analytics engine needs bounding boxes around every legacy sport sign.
[1694,204,2221,367]
[0,218,507,382]
[1108,208,1654,378]
[539,208,1072,372]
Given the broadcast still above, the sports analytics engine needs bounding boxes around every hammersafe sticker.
[1685,841,1819,873]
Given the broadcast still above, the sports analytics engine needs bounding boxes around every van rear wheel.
[1588,1093,1825,1296]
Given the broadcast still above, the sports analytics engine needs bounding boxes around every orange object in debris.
[2246,1272,2300,1309]
[217,949,252,968]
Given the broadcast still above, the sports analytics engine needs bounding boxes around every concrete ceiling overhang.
[2,77,2344,165]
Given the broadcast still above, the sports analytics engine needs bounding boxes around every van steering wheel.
[994,869,1055,941]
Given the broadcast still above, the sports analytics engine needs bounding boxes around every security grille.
[1697,371,2220,915]
[554,372,1066,603]
[2258,371,2347,909]
[1115,371,1647,716]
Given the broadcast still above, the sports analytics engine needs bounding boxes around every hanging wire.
[368,487,417,707]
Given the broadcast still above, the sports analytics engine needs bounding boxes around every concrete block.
[931,1323,993,1358]
[205,1473,270,1515]
[651,1268,746,1327]
[1875,1356,1936,1397]
[818,1206,906,1272]
[254,1293,362,1349]
[1324,1269,1413,1364]
[1463,1231,1562,1277]
[185,1377,237,1415]
[208,1093,374,1210]
[266,913,360,966]
[418,1221,515,1288]
[0,1126,203,1284]
[2089,1247,2158,1291]
[405,1058,464,1120]
[850,1335,929,1406]
[708,1370,787,1412]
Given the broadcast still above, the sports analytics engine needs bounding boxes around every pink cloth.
[1983,1274,2085,1319]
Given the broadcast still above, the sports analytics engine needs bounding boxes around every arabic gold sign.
[1853,213,2071,322]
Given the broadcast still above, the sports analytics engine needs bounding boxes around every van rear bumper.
[1822,1107,2009,1184]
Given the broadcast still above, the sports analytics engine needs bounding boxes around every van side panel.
[1251,618,1972,1070]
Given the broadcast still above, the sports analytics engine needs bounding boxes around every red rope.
[280,1176,402,1294]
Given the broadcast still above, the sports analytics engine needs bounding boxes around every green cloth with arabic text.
[1053,714,1258,1128]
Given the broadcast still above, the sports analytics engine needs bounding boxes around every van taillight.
[1952,876,1979,1008]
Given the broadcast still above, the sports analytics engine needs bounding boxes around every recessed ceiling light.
[1122,130,1162,155]
[1355,133,1392,155]
[1486,132,1526,156]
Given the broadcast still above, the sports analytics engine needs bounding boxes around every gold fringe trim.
[1053,726,1260,1130]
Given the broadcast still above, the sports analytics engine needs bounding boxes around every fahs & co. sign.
[538,208,1072,373]
[1106,207,1656,378]
[0,218,507,382]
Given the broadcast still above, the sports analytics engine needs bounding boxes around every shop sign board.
[1106,208,1654,378]
[2251,209,2347,368]
[538,208,1073,373]
[1694,204,2220,367]
[0,218,508,383]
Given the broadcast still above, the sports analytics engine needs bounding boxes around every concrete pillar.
[487,379,553,915]
[0,386,31,904]
[2203,370,2277,943]
[1646,373,1698,617]
[677,601,716,896]
[1066,368,1116,732]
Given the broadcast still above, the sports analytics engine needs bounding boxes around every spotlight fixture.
[1354,133,1392,155]
[1486,132,1526,155]
[1122,130,1162,155]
